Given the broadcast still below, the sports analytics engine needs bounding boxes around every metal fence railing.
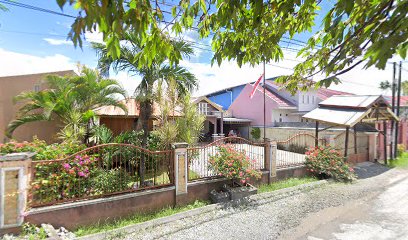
[276,133,326,169]
[187,137,266,182]
[29,144,173,208]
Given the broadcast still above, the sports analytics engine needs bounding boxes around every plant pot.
[209,189,230,203]
[221,181,257,201]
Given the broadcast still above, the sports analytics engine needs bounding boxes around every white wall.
[297,91,319,112]
[271,109,301,124]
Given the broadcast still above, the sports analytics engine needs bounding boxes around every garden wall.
[23,170,299,231]
[25,187,176,230]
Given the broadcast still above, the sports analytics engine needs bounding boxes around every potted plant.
[209,144,262,202]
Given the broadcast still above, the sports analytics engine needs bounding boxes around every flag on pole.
[249,73,264,99]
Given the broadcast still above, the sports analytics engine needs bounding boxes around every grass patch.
[388,152,408,168]
[74,200,208,237]
[258,177,318,193]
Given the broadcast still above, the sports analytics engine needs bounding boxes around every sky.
[0,1,405,98]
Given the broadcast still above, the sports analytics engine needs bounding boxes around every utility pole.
[263,60,266,141]
[390,62,396,159]
[394,61,402,158]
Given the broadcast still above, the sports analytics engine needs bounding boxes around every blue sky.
[0,1,399,96]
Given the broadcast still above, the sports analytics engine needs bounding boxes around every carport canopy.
[302,95,399,158]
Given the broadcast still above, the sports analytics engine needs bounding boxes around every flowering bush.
[0,137,85,160]
[32,155,99,204]
[305,146,356,182]
[209,144,262,185]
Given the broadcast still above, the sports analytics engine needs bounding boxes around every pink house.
[229,84,296,126]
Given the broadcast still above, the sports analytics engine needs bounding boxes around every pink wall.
[229,84,280,126]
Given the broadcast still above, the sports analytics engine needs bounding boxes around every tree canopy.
[58,0,408,92]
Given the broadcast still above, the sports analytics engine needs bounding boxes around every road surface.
[115,163,408,240]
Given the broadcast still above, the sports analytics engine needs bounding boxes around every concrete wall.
[0,71,75,143]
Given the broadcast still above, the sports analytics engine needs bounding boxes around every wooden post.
[315,121,319,147]
[384,121,388,165]
[353,125,357,154]
[344,127,350,158]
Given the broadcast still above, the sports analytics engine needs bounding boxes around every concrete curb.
[77,180,328,240]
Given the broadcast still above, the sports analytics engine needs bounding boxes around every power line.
[0,0,76,18]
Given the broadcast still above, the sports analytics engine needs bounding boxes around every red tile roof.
[317,88,353,100]
[384,96,408,107]
[254,84,296,109]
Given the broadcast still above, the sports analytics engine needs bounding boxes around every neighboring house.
[0,70,76,143]
[94,98,182,136]
[226,78,352,127]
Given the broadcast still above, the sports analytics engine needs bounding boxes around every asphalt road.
[112,163,408,240]
[283,167,408,240]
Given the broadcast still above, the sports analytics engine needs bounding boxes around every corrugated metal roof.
[254,84,297,109]
[302,108,367,126]
[303,95,398,127]
[319,95,387,109]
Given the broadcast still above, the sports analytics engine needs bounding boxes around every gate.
[187,137,266,181]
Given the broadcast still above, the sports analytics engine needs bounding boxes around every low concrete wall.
[22,169,306,232]
[25,187,176,230]
[276,166,308,180]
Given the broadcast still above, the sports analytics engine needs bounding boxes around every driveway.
[118,163,408,240]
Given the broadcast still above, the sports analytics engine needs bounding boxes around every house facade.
[0,70,75,143]
[205,77,351,128]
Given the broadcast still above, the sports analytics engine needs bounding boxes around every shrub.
[250,127,261,140]
[288,144,308,154]
[0,137,85,160]
[305,146,356,182]
[91,168,134,194]
[209,144,262,185]
[32,155,99,203]
[397,144,406,157]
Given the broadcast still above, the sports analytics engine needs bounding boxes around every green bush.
[397,144,406,157]
[250,127,261,140]
[91,168,135,194]
[0,137,85,160]
[305,146,356,182]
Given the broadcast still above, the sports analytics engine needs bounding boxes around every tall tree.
[92,33,198,146]
[6,67,127,143]
[58,0,407,93]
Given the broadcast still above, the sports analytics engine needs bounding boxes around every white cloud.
[112,71,142,97]
[44,38,73,46]
[0,48,75,76]
[184,48,399,97]
[84,31,104,44]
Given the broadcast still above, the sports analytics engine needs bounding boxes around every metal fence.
[187,137,266,182]
[29,143,173,207]
[276,133,326,169]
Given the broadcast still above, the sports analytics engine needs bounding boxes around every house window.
[279,118,282,122]
[198,102,209,115]
[279,113,282,116]
[286,114,288,116]
[302,95,305,103]
[307,95,309,104]
[312,96,315,104]
[34,85,40,92]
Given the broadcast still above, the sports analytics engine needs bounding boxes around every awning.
[223,117,252,124]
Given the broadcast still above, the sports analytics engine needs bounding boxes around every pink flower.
[63,163,70,170]
[78,171,86,177]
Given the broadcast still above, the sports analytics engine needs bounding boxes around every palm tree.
[6,67,127,143]
[92,32,198,147]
